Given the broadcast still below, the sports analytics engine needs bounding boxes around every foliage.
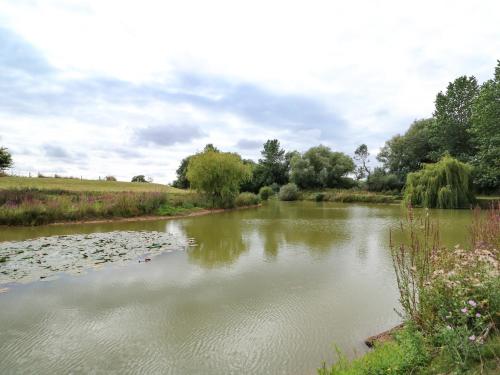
[470,61,500,193]
[0,147,13,173]
[235,192,260,207]
[258,186,274,200]
[172,144,220,189]
[239,159,261,193]
[353,144,370,180]
[430,75,479,162]
[172,156,192,188]
[366,167,403,192]
[0,188,169,225]
[278,183,299,201]
[105,176,117,181]
[390,204,499,372]
[253,139,289,188]
[187,150,251,208]
[319,325,430,375]
[131,175,147,183]
[377,118,434,182]
[302,189,398,204]
[403,156,474,208]
[321,205,500,375]
[290,145,355,189]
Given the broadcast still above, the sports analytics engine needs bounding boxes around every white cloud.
[0,0,499,182]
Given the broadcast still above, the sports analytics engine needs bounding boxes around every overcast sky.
[1,0,499,183]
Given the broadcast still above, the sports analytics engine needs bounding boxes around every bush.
[366,168,403,192]
[279,183,299,201]
[235,192,260,207]
[259,186,274,200]
[105,176,117,181]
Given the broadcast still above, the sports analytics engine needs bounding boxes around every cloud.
[235,139,262,150]
[1,0,500,182]
[134,124,206,146]
[42,144,86,163]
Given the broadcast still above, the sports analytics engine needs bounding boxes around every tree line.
[173,60,499,208]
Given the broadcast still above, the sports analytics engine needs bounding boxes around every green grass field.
[0,176,187,193]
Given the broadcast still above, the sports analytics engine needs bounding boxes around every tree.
[430,76,479,161]
[0,147,13,173]
[470,61,500,193]
[172,144,220,189]
[377,118,434,182]
[254,139,288,187]
[172,156,191,188]
[131,175,147,183]
[353,144,370,180]
[290,145,355,189]
[187,150,251,207]
[403,156,474,209]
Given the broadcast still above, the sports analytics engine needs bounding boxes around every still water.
[0,201,472,374]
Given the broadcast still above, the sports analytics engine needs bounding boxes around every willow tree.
[403,156,474,208]
[187,150,251,208]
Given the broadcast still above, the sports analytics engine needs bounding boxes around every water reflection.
[175,214,250,268]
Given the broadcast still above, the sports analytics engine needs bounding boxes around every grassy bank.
[319,205,500,374]
[300,189,400,204]
[0,176,185,193]
[0,177,204,226]
[0,188,203,226]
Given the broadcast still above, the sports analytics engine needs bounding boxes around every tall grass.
[0,188,172,225]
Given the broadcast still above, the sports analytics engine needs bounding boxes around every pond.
[0,201,473,374]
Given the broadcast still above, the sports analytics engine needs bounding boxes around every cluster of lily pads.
[0,231,188,285]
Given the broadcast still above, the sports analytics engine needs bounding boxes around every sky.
[1,0,499,183]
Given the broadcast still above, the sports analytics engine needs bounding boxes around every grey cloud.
[134,124,206,146]
[235,139,262,150]
[42,144,86,163]
[1,24,351,155]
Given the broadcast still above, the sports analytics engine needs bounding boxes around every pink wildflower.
[461,307,468,314]
[468,300,477,307]
[475,313,481,318]
[469,335,476,341]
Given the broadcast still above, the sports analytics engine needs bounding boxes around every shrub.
[259,186,274,200]
[279,183,299,201]
[403,156,474,208]
[235,192,260,207]
[366,168,403,192]
[105,176,117,181]
[270,183,280,193]
[131,175,147,183]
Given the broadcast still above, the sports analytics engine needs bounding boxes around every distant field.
[0,176,188,193]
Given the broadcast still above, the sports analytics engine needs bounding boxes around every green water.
[0,201,473,374]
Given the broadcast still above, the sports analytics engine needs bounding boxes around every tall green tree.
[254,139,288,187]
[470,61,500,192]
[0,147,13,173]
[377,118,434,182]
[290,145,355,189]
[187,150,251,207]
[353,144,370,180]
[430,76,479,161]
